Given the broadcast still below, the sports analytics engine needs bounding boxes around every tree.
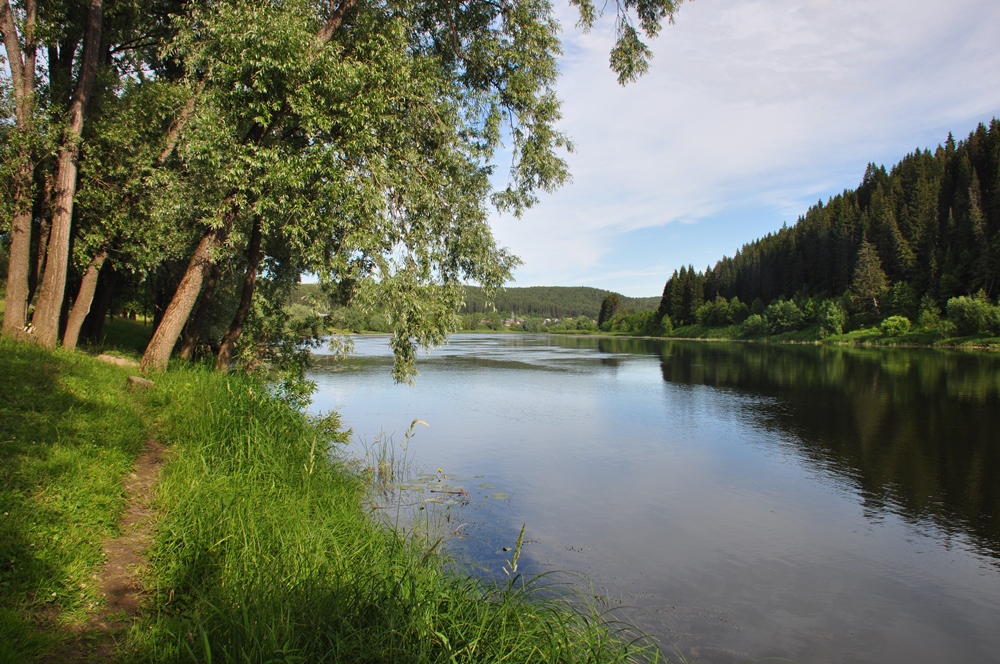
[3,0,687,378]
[598,293,621,328]
[0,0,39,338]
[1,0,185,345]
[133,0,688,377]
[847,236,889,323]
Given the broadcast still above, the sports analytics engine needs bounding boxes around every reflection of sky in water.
[308,334,1000,664]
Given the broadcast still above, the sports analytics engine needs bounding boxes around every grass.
[0,337,148,660]
[88,316,155,359]
[0,333,661,663]
[128,369,656,663]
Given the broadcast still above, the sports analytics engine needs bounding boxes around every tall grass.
[128,368,659,663]
[0,336,659,662]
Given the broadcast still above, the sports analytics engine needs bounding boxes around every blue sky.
[489,0,1000,297]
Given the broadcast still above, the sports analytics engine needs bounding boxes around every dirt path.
[99,439,164,618]
[44,439,165,662]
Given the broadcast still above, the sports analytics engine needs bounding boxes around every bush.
[694,296,731,327]
[880,316,911,337]
[946,292,998,336]
[917,295,943,332]
[574,315,597,331]
[693,301,713,326]
[727,297,750,325]
[819,300,846,337]
[763,299,804,333]
[609,310,659,335]
[741,313,766,336]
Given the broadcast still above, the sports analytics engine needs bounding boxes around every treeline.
[291,282,658,325]
[459,286,658,318]
[655,120,1000,338]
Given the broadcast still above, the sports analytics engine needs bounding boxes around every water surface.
[308,335,1000,664]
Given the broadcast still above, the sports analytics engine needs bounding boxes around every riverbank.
[546,323,1000,350]
[0,334,657,662]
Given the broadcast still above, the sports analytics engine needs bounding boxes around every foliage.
[741,313,766,337]
[606,309,660,335]
[597,293,621,328]
[0,239,8,281]
[946,292,1000,336]
[763,299,805,333]
[880,315,912,337]
[819,299,847,337]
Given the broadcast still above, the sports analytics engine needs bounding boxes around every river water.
[308,334,1000,664]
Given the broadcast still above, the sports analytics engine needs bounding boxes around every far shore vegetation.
[292,281,1000,350]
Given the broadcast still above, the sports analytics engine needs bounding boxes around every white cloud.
[491,0,1000,296]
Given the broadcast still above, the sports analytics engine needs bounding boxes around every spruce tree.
[848,236,889,323]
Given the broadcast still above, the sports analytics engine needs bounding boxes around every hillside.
[292,283,660,319]
[658,119,1000,327]
[459,286,659,318]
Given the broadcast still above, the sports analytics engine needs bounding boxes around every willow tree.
[138,0,686,377]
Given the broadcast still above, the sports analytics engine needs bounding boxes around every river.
[308,334,1000,664]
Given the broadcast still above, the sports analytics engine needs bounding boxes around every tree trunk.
[3,195,33,338]
[62,249,107,350]
[29,0,102,348]
[179,263,219,361]
[216,216,263,371]
[27,208,51,307]
[0,0,37,339]
[140,229,220,371]
[81,261,117,343]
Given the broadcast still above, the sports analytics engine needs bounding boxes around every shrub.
[880,316,911,337]
[610,310,659,335]
[763,299,804,333]
[819,300,846,337]
[694,301,713,326]
[741,313,766,336]
[946,292,997,336]
[917,295,942,332]
[728,297,750,325]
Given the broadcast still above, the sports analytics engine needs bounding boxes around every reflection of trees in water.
[657,341,1000,559]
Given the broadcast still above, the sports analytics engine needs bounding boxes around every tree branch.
[316,0,357,45]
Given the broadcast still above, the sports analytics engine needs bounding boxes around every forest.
[653,120,1000,340]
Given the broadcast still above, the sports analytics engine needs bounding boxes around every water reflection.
[654,341,1000,561]
[309,334,1000,662]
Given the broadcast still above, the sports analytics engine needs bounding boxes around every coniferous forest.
[655,120,1000,338]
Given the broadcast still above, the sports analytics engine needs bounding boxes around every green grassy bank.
[0,335,656,663]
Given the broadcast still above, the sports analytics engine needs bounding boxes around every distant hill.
[459,286,659,319]
[291,283,659,319]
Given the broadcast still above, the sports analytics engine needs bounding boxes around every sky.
[488,0,1000,297]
